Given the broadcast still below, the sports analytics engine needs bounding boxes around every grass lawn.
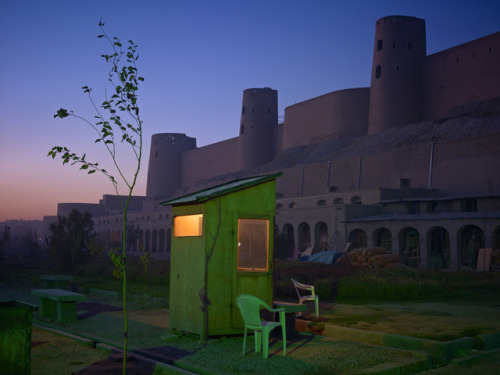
[3,260,499,374]
[322,302,500,341]
[31,326,109,375]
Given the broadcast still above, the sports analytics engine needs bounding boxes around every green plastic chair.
[292,278,319,317]
[235,294,286,359]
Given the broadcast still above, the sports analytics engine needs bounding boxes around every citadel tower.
[146,133,196,200]
[368,16,426,135]
[237,88,278,169]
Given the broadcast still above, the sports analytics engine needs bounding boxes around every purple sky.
[1,0,499,222]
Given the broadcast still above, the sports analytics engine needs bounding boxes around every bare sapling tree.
[48,20,144,374]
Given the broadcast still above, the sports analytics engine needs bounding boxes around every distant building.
[61,16,500,269]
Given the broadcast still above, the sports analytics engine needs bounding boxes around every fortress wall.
[276,158,362,199]
[279,131,500,200]
[282,88,370,150]
[181,137,239,187]
[274,122,284,154]
[422,32,500,119]
[358,145,431,190]
[276,166,305,198]
[430,134,500,195]
[327,158,362,192]
[301,163,331,196]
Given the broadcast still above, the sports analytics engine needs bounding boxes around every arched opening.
[374,227,392,252]
[166,229,172,253]
[427,226,450,269]
[298,222,311,254]
[314,221,329,252]
[333,198,344,205]
[280,223,295,258]
[159,229,166,252]
[493,226,500,251]
[351,196,362,205]
[138,229,144,251]
[145,229,150,252]
[106,230,111,249]
[152,229,158,252]
[375,65,382,79]
[348,229,367,249]
[126,226,140,253]
[458,225,484,268]
[399,227,420,267]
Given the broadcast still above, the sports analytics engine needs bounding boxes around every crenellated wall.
[272,125,500,201]
[84,15,500,265]
[181,137,239,188]
[146,22,498,201]
[422,32,500,119]
[282,88,369,149]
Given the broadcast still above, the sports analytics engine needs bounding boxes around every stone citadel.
[55,15,500,269]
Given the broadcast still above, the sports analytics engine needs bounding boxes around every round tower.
[368,16,426,135]
[146,133,196,200]
[238,87,277,170]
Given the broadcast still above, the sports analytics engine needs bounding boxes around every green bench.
[39,275,73,289]
[31,289,85,322]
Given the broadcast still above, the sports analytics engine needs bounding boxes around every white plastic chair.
[291,278,319,317]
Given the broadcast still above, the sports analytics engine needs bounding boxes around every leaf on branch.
[54,108,70,119]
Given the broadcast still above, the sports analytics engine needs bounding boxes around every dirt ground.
[31,327,110,375]
[104,308,170,329]
[30,304,170,375]
[30,300,500,375]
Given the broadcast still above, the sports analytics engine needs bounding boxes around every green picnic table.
[31,289,85,322]
[39,275,73,289]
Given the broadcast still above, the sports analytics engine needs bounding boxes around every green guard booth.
[161,173,281,340]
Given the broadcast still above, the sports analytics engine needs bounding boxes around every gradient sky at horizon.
[1,0,499,222]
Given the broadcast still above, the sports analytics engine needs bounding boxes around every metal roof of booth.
[160,172,282,206]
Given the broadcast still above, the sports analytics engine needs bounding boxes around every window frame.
[236,217,270,272]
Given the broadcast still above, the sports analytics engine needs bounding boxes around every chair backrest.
[291,278,314,298]
[235,294,264,329]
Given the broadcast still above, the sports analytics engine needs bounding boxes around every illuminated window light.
[174,214,203,237]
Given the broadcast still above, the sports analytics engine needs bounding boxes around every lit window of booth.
[161,173,281,340]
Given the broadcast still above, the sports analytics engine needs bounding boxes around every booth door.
[233,218,273,326]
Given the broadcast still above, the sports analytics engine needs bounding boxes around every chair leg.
[314,297,319,318]
[282,322,286,356]
[262,331,269,359]
[254,331,262,353]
